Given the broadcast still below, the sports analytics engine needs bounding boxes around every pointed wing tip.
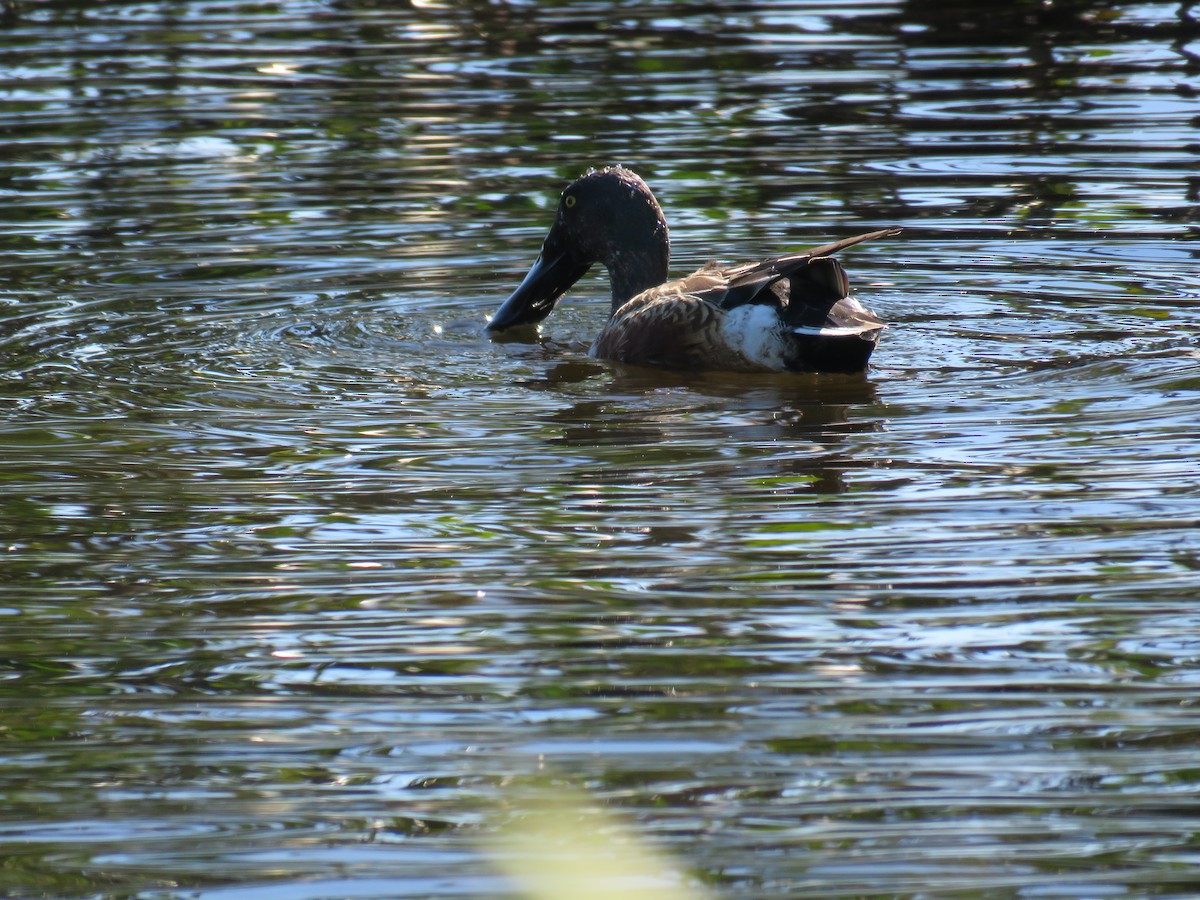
[792,228,902,263]
[847,226,903,244]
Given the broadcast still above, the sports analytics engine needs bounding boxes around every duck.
[487,166,899,373]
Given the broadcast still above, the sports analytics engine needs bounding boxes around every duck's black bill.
[488,248,591,332]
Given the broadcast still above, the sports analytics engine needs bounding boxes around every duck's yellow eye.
[564,195,577,209]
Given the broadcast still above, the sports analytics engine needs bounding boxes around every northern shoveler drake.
[488,166,899,373]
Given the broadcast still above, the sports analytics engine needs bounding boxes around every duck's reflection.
[519,359,883,504]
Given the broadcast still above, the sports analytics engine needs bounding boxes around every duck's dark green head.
[488,166,670,332]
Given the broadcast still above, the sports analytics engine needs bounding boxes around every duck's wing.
[611,228,898,318]
[592,228,899,373]
[716,228,899,326]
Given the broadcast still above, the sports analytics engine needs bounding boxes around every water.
[2,1,1199,897]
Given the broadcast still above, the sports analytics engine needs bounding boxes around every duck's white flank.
[719,304,788,370]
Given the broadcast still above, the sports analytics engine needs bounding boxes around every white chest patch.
[720,304,787,370]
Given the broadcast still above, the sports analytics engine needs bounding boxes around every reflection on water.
[2,0,1200,897]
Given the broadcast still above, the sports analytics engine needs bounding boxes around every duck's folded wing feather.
[699,228,901,315]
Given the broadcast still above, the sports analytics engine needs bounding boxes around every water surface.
[2,1,1200,897]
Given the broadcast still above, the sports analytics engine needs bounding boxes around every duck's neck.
[605,242,670,314]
